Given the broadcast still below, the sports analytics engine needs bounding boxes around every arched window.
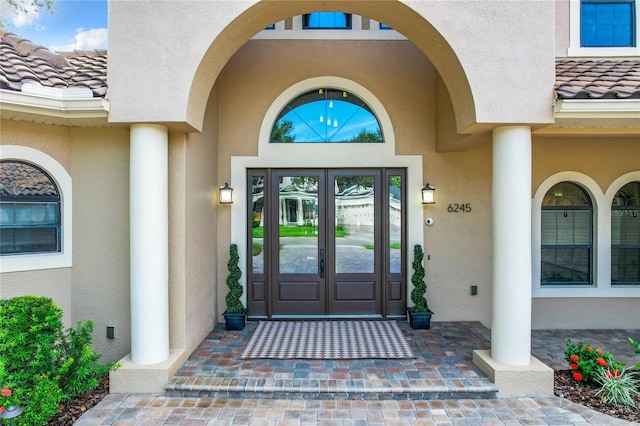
[0,160,61,255]
[611,181,640,285]
[541,182,593,285]
[271,88,383,143]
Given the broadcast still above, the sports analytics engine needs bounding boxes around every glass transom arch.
[270,88,383,143]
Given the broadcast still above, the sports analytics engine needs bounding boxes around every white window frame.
[533,171,640,298]
[568,0,640,57]
[0,146,72,273]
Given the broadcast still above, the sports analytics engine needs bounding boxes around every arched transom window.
[271,88,383,143]
[0,160,61,255]
[612,181,640,285]
[541,182,593,285]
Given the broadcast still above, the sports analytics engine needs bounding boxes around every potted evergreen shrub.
[407,244,433,329]
[223,243,246,330]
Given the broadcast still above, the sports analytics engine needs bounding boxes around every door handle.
[319,249,325,278]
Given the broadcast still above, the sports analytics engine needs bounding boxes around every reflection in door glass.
[279,176,319,274]
[251,175,265,274]
[335,176,375,273]
[389,175,402,274]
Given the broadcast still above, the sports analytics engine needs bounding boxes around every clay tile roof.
[0,30,107,98]
[555,59,640,100]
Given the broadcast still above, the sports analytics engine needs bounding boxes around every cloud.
[0,0,40,27]
[50,27,108,52]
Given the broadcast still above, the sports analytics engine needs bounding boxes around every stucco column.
[491,126,532,366]
[129,123,169,365]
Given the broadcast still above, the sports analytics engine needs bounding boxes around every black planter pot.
[223,311,246,331]
[407,308,433,330]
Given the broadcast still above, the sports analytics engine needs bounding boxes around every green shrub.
[0,296,62,389]
[57,320,119,400]
[0,295,118,425]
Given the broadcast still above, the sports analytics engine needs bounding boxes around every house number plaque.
[447,203,472,213]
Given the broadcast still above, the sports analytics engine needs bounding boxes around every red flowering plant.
[564,339,624,383]
[0,386,16,415]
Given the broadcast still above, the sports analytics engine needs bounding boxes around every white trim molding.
[532,171,640,298]
[0,145,73,273]
[0,86,108,118]
[555,99,640,117]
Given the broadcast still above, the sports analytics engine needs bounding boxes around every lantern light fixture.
[219,183,233,204]
[421,183,435,204]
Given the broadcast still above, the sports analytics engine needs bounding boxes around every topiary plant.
[225,243,245,314]
[410,244,430,312]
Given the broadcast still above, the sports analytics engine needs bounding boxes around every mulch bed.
[47,378,109,425]
[554,369,640,423]
[46,371,640,424]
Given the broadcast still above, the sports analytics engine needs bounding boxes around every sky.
[1,0,108,52]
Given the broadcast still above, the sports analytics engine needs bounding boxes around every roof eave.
[533,99,640,136]
[0,87,109,127]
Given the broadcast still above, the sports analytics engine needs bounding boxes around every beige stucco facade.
[1,0,638,395]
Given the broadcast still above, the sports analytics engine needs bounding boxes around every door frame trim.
[226,76,424,321]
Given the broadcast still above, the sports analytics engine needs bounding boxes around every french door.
[247,168,406,318]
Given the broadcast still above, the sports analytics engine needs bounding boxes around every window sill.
[567,46,640,57]
[0,252,71,273]
[533,286,640,298]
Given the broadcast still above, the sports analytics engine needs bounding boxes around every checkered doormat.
[240,320,415,359]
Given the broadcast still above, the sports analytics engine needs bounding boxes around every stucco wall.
[532,137,640,190]
[423,142,494,324]
[183,84,220,351]
[0,268,73,326]
[554,0,571,58]
[69,127,131,362]
[533,298,640,329]
[107,0,555,133]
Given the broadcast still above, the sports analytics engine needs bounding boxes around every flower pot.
[223,311,246,331]
[407,308,433,330]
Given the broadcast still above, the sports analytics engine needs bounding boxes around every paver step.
[164,376,498,400]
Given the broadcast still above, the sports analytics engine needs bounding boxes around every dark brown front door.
[247,168,406,318]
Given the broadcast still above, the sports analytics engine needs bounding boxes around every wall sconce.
[219,183,233,204]
[421,183,435,204]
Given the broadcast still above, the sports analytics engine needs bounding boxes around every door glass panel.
[250,175,265,274]
[389,175,402,274]
[279,176,319,274]
[334,175,375,273]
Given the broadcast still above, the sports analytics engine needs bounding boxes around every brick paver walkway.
[75,394,634,425]
[76,322,640,425]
